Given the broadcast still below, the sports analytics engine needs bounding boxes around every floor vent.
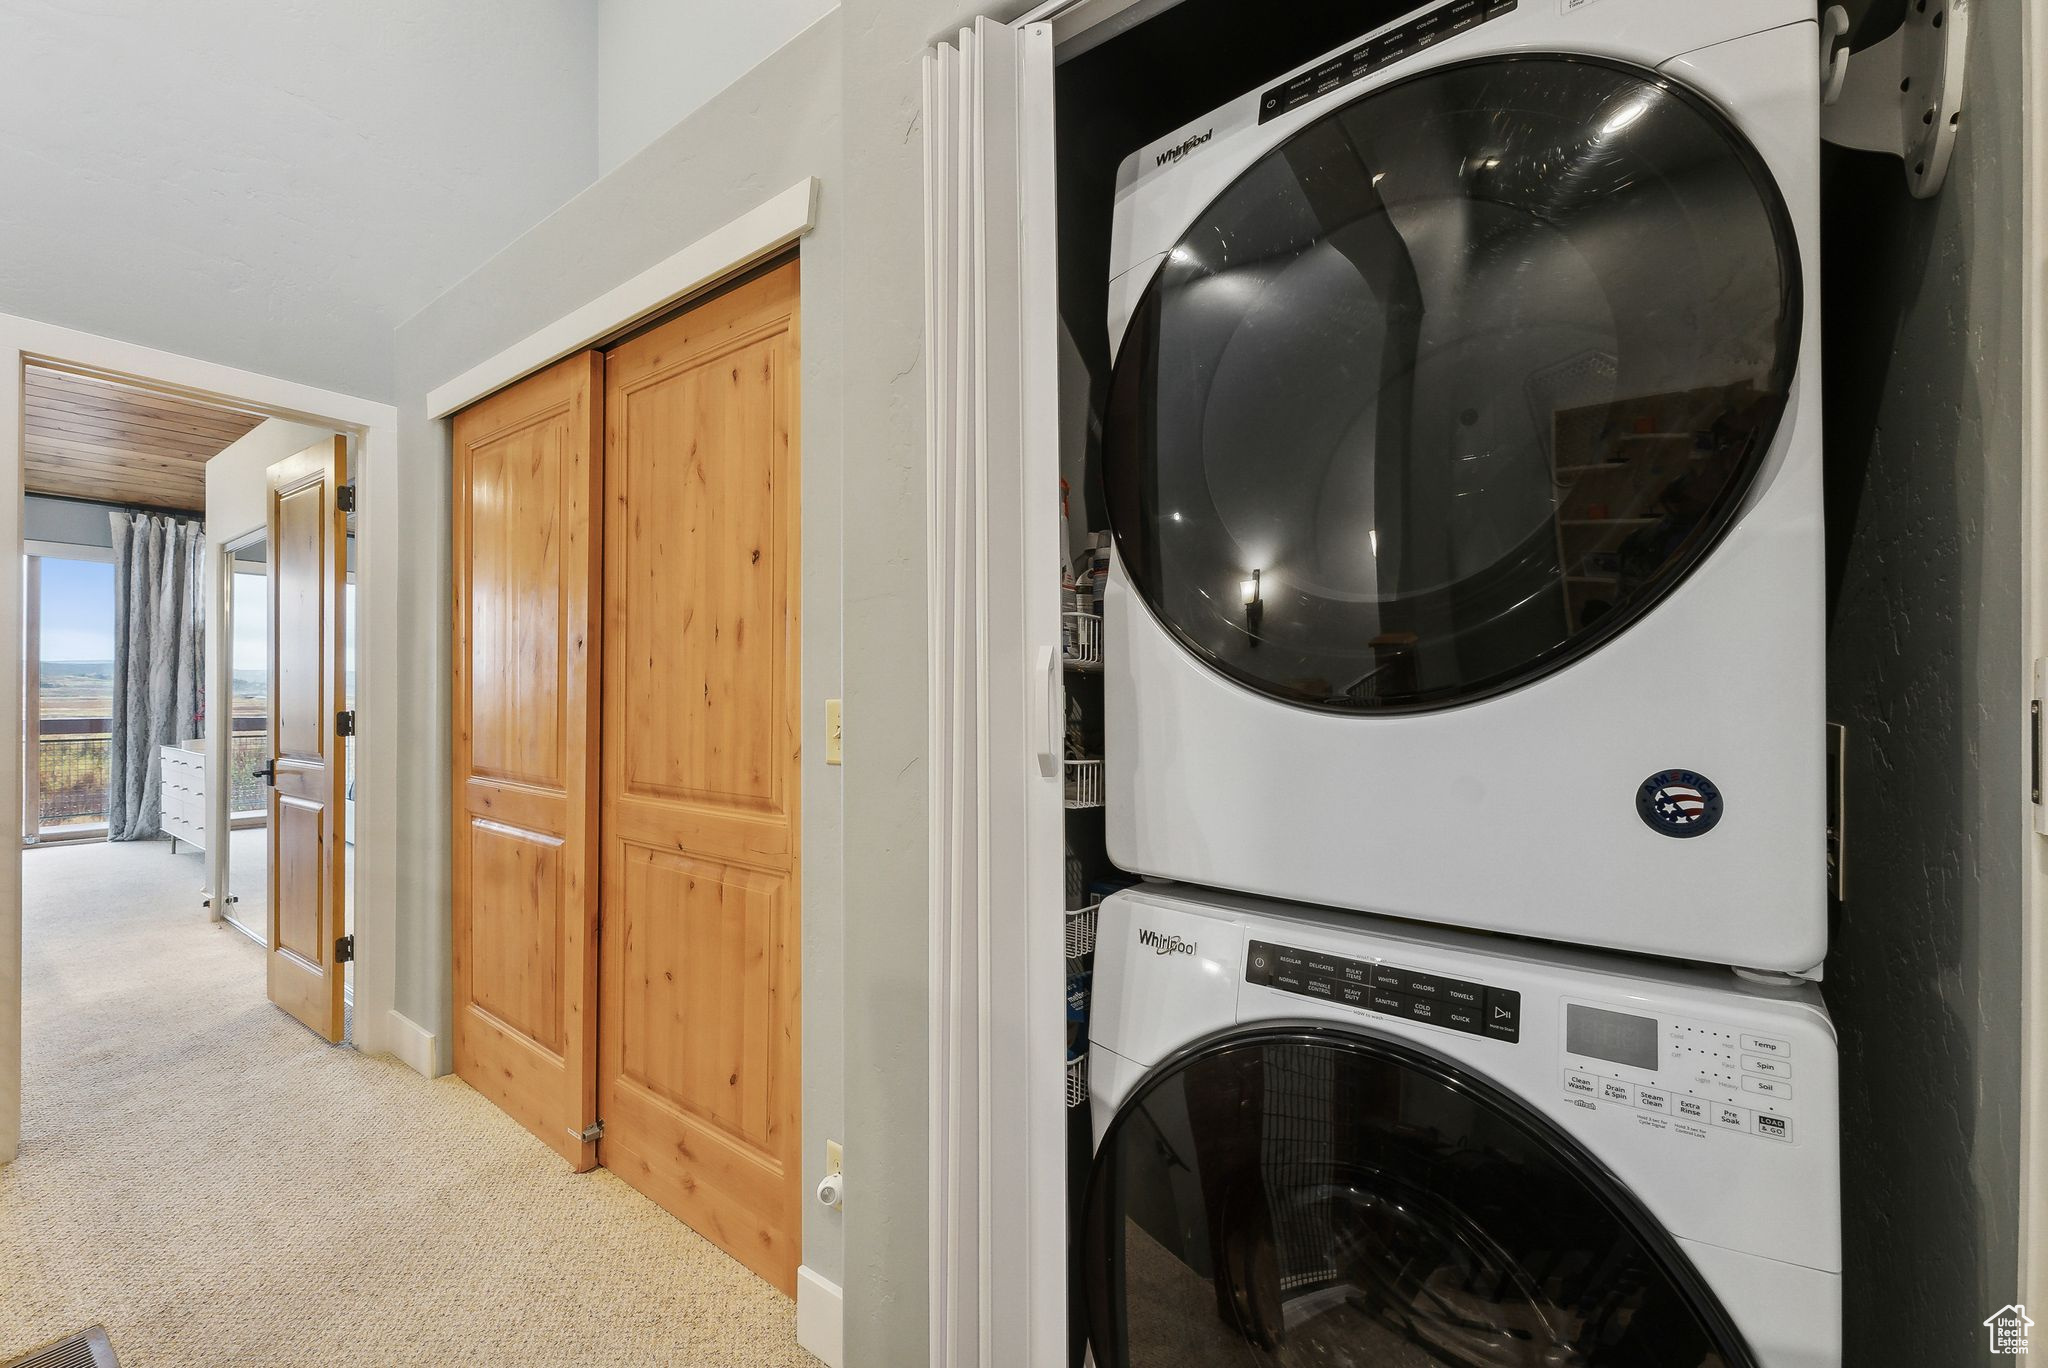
[2,1327,119,1368]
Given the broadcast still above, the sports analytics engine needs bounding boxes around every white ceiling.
[0,0,601,401]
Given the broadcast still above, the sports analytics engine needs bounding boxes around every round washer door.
[1080,1028,1758,1367]
[1103,56,1802,712]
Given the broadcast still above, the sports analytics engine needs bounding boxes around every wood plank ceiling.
[22,365,266,512]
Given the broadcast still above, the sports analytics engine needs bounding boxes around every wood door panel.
[265,437,348,1042]
[273,795,326,964]
[464,819,567,1055]
[600,259,802,1295]
[613,845,788,1148]
[452,352,603,1171]
[463,411,567,788]
[273,481,328,763]
[613,330,789,814]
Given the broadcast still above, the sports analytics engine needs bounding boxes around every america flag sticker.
[1636,769,1724,838]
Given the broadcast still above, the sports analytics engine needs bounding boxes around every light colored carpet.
[1,839,816,1368]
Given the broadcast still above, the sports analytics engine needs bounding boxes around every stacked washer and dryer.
[1076,2,1840,1365]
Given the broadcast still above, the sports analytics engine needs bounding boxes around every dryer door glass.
[1103,56,1800,712]
[1080,1029,1758,1366]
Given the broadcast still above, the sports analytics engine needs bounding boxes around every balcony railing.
[28,716,269,835]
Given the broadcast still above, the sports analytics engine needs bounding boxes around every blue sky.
[38,557,114,662]
[36,556,270,669]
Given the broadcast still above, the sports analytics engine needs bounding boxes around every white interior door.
[925,16,1066,1368]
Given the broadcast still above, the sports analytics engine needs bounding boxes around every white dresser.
[158,743,207,852]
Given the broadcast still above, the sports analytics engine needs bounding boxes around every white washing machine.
[1081,884,1840,1367]
[1100,0,1827,971]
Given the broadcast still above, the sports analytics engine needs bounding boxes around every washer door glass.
[1103,56,1801,711]
[1080,1029,1758,1367]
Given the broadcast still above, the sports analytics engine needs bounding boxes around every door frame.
[2021,0,2048,1319]
[0,310,401,1166]
[212,522,273,944]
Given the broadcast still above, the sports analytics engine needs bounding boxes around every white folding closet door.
[924,17,1066,1368]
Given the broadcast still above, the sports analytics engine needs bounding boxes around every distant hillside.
[41,660,112,679]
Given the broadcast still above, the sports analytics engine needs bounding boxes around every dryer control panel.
[1245,939,1521,1043]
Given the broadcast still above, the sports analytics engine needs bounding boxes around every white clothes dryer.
[1081,883,1841,1367]
[1100,0,1828,971]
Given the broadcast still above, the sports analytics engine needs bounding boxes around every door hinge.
[336,710,356,737]
[335,933,354,964]
[570,1119,605,1144]
[2034,661,2047,836]
[336,482,357,514]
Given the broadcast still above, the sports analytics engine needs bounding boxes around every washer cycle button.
[1741,1033,1791,1057]
[1483,987,1522,1043]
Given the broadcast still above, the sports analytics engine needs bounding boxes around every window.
[25,553,118,837]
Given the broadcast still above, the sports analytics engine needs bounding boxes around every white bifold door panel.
[924,18,1067,1368]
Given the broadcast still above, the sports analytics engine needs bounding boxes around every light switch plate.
[826,1139,843,1175]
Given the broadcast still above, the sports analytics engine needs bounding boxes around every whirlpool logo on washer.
[1136,928,1197,957]
[1153,129,1212,168]
[1636,770,1725,838]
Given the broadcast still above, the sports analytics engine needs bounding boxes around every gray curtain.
[107,512,205,840]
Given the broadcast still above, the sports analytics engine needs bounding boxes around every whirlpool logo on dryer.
[1154,129,1212,167]
[1137,928,1197,957]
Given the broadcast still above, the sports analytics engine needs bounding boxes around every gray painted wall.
[390,11,847,1292]
[23,496,114,550]
[1822,5,2026,1362]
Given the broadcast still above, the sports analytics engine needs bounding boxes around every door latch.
[255,758,277,787]
[570,1120,605,1144]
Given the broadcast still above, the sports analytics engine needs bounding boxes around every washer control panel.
[1560,999,1797,1145]
[1245,939,1521,1043]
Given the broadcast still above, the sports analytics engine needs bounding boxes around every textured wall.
[1821,3,2026,1361]
[596,0,840,173]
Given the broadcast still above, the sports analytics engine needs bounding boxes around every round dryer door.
[1080,1028,1758,1367]
[1103,56,1801,712]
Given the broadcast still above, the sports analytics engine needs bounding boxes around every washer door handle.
[1036,645,1061,778]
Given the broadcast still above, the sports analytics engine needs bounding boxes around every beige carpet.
[0,839,817,1368]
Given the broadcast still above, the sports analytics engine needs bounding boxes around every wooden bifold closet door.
[451,260,802,1294]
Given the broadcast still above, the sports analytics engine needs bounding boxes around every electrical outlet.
[825,700,843,765]
[826,1139,843,1175]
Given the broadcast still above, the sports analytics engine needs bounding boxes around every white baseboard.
[383,1009,442,1078]
[796,1265,843,1367]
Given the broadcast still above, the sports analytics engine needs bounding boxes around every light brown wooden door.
[599,260,803,1293]
[266,436,349,1042]
[451,352,604,1170]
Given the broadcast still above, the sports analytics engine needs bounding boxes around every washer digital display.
[1566,1003,1659,1070]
